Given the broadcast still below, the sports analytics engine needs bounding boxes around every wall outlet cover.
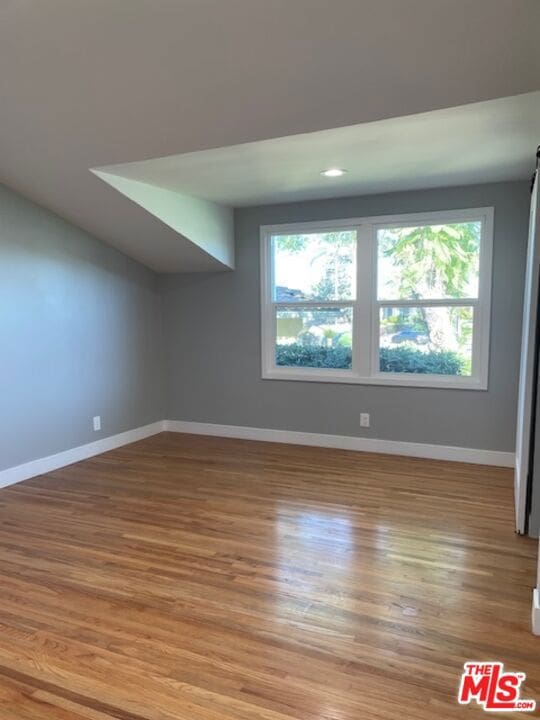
[360,413,370,428]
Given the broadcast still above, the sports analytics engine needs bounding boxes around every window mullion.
[377,298,479,308]
[273,300,353,309]
[354,224,372,377]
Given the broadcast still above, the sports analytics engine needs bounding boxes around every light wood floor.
[0,432,538,719]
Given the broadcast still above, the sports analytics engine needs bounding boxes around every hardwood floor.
[0,432,537,719]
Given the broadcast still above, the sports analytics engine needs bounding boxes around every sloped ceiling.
[0,0,539,272]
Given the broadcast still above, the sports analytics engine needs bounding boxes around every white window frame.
[260,207,494,390]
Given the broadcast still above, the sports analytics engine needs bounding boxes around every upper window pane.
[377,221,481,300]
[272,230,356,302]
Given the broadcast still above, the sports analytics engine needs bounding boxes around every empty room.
[2,1,540,717]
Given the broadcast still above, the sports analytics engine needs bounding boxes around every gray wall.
[0,179,530,469]
[161,181,529,452]
[0,184,163,471]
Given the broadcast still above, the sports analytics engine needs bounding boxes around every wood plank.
[0,432,537,719]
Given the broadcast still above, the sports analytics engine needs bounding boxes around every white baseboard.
[0,418,513,490]
[0,421,165,490]
[163,420,514,467]
[533,589,540,635]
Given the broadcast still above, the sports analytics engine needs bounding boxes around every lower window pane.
[379,306,473,376]
[276,307,353,369]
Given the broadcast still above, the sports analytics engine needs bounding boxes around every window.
[261,208,493,389]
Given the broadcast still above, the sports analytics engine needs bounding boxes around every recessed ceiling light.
[321,168,347,178]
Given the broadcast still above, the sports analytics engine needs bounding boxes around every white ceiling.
[1,0,539,271]
[96,92,540,207]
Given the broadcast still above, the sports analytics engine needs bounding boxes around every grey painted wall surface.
[161,181,529,452]
[0,184,163,471]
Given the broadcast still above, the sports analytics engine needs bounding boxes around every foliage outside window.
[261,209,493,389]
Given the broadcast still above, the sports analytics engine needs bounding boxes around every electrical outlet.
[360,413,370,428]
[93,416,101,432]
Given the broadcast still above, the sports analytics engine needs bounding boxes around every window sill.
[262,368,487,390]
